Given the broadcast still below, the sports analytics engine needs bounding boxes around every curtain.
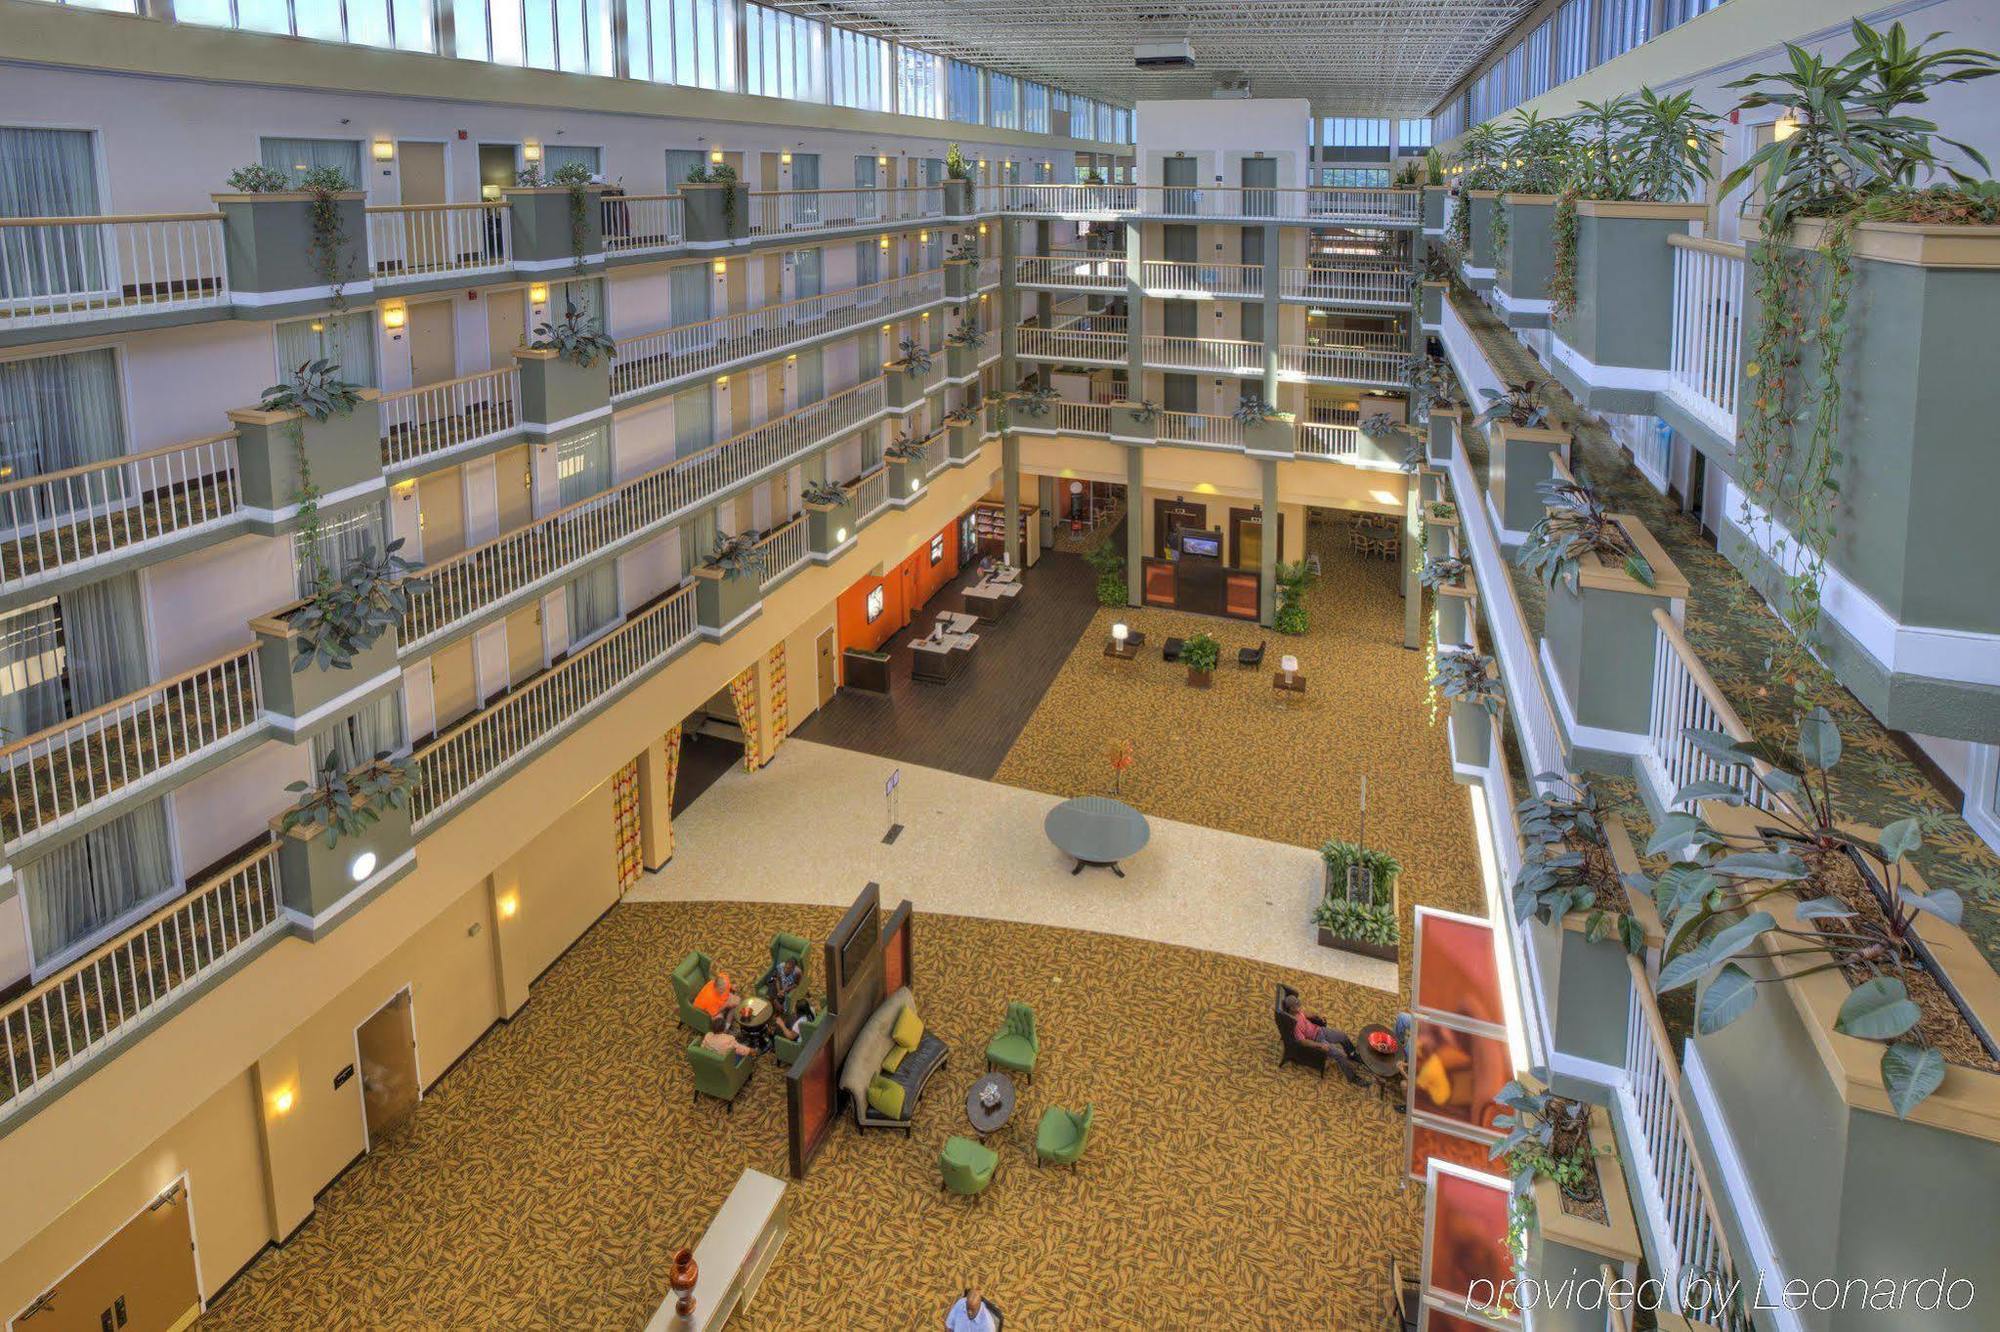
[727,662,760,771]
[275,312,378,387]
[924,157,945,186]
[852,156,877,189]
[296,501,385,596]
[854,239,879,288]
[795,348,824,406]
[556,427,611,507]
[0,348,126,510]
[0,599,68,740]
[658,724,681,860]
[665,149,707,188]
[794,247,822,300]
[565,561,618,644]
[543,144,601,179]
[260,137,364,190]
[669,263,710,326]
[554,275,604,323]
[674,386,713,456]
[791,154,820,191]
[21,796,177,967]
[313,690,407,771]
[0,127,104,303]
[59,571,149,711]
[764,643,788,756]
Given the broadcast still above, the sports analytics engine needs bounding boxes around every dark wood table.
[966,1071,1017,1139]
[1357,1023,1407,1108]
[1103,639,1138,661]
[1272,670,1308,698]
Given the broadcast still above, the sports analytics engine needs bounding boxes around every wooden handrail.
[1666,233,1747,260]
[376,366,517,402]
[1649,608,1753,744]
[363,200,507,214]
[0,431,237,496]
[0,840,279,1017]
[0,641,257,761]
[746,185,930,198]
[0,212,222,227]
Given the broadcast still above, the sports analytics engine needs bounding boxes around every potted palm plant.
[1181,631,1221,687]
[1490,109,1581,329]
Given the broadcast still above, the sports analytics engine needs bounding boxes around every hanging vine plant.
[1548,190,1580,322]
[299,166,355,313]
[551,160,596,273]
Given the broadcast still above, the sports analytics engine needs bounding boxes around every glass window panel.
[174,0,231,25]
[490,0,525,64]
[236,0,291,34]
[348,0,393,47]
[295,0,346,41]
[453,0,490,59]
[523,0,556,67]
[556,0,586,71]
[395,0,435,49]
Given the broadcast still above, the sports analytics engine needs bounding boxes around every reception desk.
[645,1169,789,1330]
[911,611,980,682]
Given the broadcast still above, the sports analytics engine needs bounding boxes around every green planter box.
[226,390,384,529]
[806,499,858,556]
[1541,517,1687,754]
[1242,414,1296,456]
[502,185,605,271]
[1435,582,1474,648]
[1109,405,1158,444]
[249,606,402,740]
[946,343,981,379]
[1426,404,1460,466]
[273,787,415,929]
[884,366,938,411]
[943,180,975,217]
[680,183,749,244]
[1464,191,1498,285]
[1420,280,1444,327]
[1447,698,1493,772]
[944,259,977,298]
[212,190,369,312]
[886,455,928,504]
[1495,194,1558,329]
[515,347,611,439]
[1551,202,1706,416]
[948,420,981,460]
[694,566,762,638]
[1423,506,1459,560]
[1422,186,1447,233]
[1489,422,1569,540]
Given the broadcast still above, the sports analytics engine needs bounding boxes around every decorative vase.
[671,1247,698,1317]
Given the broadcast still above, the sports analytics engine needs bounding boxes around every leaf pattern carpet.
[200,899,1418,1330]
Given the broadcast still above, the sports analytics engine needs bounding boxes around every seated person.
[692,971,740,1027]
[1281,992,1357,1058]
[772,994,818,1043]
[765,958,805,1012]
[700,1027,755,1061]
[945,1283,998,1332]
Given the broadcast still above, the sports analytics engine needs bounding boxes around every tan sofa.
[838,986,949,1133]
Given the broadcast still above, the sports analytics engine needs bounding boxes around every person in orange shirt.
[692,970,739,1027]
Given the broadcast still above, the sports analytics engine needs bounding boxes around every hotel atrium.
[2,0,1998,1327]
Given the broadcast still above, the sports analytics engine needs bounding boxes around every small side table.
[737,997,774,1052]
[1272,671,1308,700]
[1103,639,1138,661]
[966,1071,1017,1139]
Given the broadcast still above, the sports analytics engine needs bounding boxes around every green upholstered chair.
[938,1135,999,1198]
[1035,1103,1094,1167]
[759,932,811,1012]
[984,1002,1039,1082]
[671,950,717,1032]
[684,1039,754,1111]
[772,1006,827,1066]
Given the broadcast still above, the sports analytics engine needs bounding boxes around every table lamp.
[1111,622,1129,647]
[1281,654,1298,683]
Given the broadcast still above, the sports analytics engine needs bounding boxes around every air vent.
[1134,38,1195,68]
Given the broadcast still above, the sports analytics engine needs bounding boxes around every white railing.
[1139,260,1263,298]
[401,378,886,648]
[977,257,1001,289]
[1014,326,1126,364]
[1012,400,1111,435]
[0,432,241,589]
[601,193,684,254]
[1280,342,1405,384]
[1667,235,1745,440]
[613,269,941,398]
[366,202,512,283]
[1,645,263,850]
[849,466,887,519]
[412,585,699,828]
[998,184,1421,224]
[1158,411,1247,450]
[0,213,228,329]
[1307,188,1422,223]
[0,842,282,1118]
[1621,957,1751,1331]
[756,518,809,591]
[746,186,942,237]
[1297,422,1359,457]
[1646,608,1782,815]
[1283,266,1408,306]
[1144,334,1262,375]
[379,367,520,470]
[1014,255,1127,289]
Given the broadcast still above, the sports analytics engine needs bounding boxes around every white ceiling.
[767,0,1535,116]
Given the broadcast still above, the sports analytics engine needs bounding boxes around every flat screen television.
[1180,532,1222,559]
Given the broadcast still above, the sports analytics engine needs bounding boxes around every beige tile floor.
[631,737,1400,990]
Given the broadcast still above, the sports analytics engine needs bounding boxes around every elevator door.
[14,1184,200,1332]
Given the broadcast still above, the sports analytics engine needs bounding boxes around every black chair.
[1274,984,1365,1085]
[1382,1257,1418,1331]
[1162,637,1185,662]
[1238,639,1266,668]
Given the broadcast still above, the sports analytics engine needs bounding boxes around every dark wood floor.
[673,731,743,816]
[793,538,1108,778]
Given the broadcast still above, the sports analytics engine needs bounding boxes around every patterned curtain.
[765,643,789,756]
[612,758,641,894]
[727,663,760,771]
[658,724,681,862]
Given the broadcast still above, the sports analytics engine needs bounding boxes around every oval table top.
[1043,796,1151,864]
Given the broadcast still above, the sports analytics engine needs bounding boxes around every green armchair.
[672,950,718,1033]
[938,1134,999,1199]
[684,1039,754,1111]
[772,1007,828,1066]
[759,931,811,1011]
[1035,1103,1094,1167]
[984,1001,1039,1082]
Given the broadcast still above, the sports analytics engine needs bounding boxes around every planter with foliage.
[942,148,976,217]
[1084,540,1128,607]
[1463,191,1501,283]
[249,580,408,738]
[1423,499,1460,560]
[1492,193,1562,327]
[803,478,858,556]
[1233,395,1296,455]
[1425,402,1461,467]
[1315,840,1401,960]
[515,301,614,434]
[945,407,982,460]
[226,372,382,525]
[694,532,767,636]
[273,754,417,923]
[502,167,605,271]
[884,434,933,503]
[1109,399,1160,445]
[1473,379,1568,540]
[1423,556,1476,647]
[1273,559,1315,635]
[213,165,367,310]
[1422,184,1449,234]
[678,163,747,243]
[944,255,977,298]
[944,325,986,379]
[1495,1077,1643,1301]
[883,338,941,409]
[1435,647,1501,770]
[1181,632,1220,687]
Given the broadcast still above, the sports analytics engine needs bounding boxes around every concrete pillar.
[1126,443,1145,604]
[999,217,1019,391]
[637,735,676,871]
[1259,457,1279,627]
[1002,433,1022,567]
[1403,480,1423,649]
[1123,219,1145,399]
[1260,222,1281,405]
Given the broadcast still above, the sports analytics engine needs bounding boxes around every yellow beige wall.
[0,447,1004,1319]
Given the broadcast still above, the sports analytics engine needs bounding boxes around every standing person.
[945,1282,999,1332]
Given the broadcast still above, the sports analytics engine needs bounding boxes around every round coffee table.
[1044,796,1151,877]
[737,996,774,1052]
[1357,1023,1407,1107]
[966,1071,1017,1139]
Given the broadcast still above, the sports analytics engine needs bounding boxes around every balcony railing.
[366,202,512,283]
[0,432,241,590]
[0,213,229,331]
[379,367,521,471]
[1297,421,1359,457]
[746,187,943,237]
[848,465,887,520]
[0,840,282,1119]
[1139,260,1264,298]
[1667,235,1745,439]
[1014,255,1127,290]
[1013,326,1125,365]
[401,377,886,649]
[1144,334,1262,376]
[1646,608,1783,815]
[600,193,684,255]
[411,584,699,829]
[1280,342,1406,384]
[1011,400,1112,436]
[1282,265,1408,306]
[0,645,264,850]
[996,184,1422,225]
[756,517,809,591]
[613,269,941,398]
[1157,411,1246,450]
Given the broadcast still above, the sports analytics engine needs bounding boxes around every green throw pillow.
[892,1004,924,1050]
[866,1074,906,1119]
[880,1044,909,1074]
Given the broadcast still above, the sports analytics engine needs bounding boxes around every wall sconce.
[878,236,891,250]
[918,231,929,243]
[877,155,889,165]
[348,851,377,883]
[909,479,922,495]
[498,891,520,920]
[308,319,325,333]
[781,151,793,166]
[381,305,407,330]
[716,375,729,388]
[528,283,549,304]
[978,160,987,170]
[523,140,542,163]
[710,147,726,164]
[712,259,727,275]
[978,223,988,236]
[1771,113,1800,142]
[270,1086,295,1116]
[372,139,396,162]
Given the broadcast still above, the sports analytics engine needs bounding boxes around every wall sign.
[865,585,885,623]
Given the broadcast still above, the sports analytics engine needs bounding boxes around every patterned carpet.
[201,900,1418,1330]
[993,524,1491,970]
[1451,292,2000,969]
